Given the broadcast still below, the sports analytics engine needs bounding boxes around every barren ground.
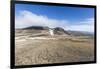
[15,35,94,65]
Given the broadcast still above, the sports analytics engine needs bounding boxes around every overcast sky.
[15,4,94,32]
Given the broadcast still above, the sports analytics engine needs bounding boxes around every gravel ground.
[15,36,94,65]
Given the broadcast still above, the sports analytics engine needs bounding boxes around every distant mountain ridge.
[16,26,94,36]
[23,26,49,30]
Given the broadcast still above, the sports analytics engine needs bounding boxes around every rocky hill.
[15,26,93,37]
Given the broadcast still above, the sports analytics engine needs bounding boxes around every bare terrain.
[15,27,94,65]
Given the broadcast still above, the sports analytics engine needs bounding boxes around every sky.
[15,4,94,32]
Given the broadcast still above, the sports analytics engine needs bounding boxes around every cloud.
[65,18,94,32]
[15,10,94,32]
[15,10,68,29]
